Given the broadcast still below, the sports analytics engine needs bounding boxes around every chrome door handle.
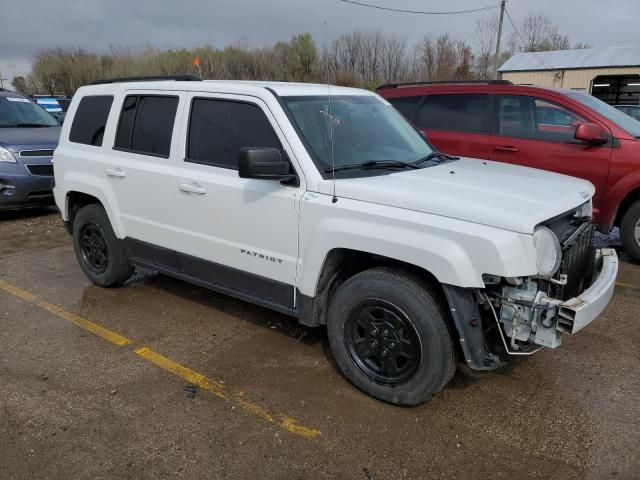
[179,182,207,195]
[105,167,126,178]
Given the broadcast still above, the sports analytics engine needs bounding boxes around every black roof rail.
[376,80,513,90]
[91,75,202,85]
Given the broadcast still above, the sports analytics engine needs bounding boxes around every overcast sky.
[1,0,638,84]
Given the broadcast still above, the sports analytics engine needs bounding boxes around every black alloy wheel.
[345,299,421,385]
[79,223,109,274]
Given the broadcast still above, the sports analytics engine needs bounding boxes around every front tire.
[327,268,456,406]
[72,204,134,287]
[620,200,640,263]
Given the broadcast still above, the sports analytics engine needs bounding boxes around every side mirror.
[574,123,607,145]
[238,147,296,182]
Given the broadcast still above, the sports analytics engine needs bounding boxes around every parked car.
[0,90,61,211]
[377,80,640,261]
[614,104,640,121]
[53,76,617,405]
[31,96,69,124]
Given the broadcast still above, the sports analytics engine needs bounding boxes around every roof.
[78,80,371,98]
[499,46,640,72]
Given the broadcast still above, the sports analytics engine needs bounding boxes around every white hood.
[318,158,594,234]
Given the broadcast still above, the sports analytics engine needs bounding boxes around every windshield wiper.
[414,151,458,166]
[13,123,53,128]
[325,159,421,173]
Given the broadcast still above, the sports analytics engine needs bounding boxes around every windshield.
[568,92,640,138]
[0,96,59,128]
[282,95,434,176]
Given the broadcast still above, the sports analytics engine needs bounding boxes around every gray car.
[0,90,61,211]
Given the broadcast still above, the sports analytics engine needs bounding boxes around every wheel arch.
[297,248,449,328]
[614,186,640,227]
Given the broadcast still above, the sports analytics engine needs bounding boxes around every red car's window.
[498,95,586,142]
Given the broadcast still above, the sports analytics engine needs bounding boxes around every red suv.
[378,80,640,261]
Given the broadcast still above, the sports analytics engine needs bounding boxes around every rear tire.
[327,267,456,406]
[620,200,640,263]
[72,204,133,287]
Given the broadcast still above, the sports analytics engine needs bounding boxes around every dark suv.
[378,80,640,261]
[0,90,60,211]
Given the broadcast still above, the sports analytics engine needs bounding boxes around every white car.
[53,76,618,405]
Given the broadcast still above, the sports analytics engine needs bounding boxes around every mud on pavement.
[1,209,639,479]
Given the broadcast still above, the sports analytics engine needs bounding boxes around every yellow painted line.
[0,277,320,439]
[0,278,132,346]
[135,346,321,439]
[616,282,640,291]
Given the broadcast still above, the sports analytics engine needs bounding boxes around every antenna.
[324,21,338,204]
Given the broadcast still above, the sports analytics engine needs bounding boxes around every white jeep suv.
[53,76,618,405]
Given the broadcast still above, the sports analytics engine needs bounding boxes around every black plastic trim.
[91,75,201,85]
[123,237,295,310]
[442,284,502,371]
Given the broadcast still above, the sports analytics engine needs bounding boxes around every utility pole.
[493,0,506,80]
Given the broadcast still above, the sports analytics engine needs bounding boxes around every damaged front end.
[445,213,618,371]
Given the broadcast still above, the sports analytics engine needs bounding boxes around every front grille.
[19,149,55,157]
[26,164,54,176]
[551,222,595,301]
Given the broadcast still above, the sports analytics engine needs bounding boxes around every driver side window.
[497,95,586,142]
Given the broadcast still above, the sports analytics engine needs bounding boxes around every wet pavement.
[1,208,639,480]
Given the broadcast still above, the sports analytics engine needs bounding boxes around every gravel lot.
[1,208,639,480]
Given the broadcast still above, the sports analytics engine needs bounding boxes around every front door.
[171,93,302,306]
[490,94,612,210]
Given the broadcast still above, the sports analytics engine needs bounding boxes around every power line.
[339,0,501,15]
[504,7,555,70]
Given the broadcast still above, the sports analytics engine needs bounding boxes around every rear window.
[114,95,178,157]
[387,96,422,120]
[418,94,490,134]
[69,96,113,146]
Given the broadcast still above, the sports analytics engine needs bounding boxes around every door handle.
[493,146,520,153]
[105,167,126,178]
[179,182,207,195]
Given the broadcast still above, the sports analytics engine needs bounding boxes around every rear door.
[489,94,612,208]
[416,93,492,159]
[104,90,185,266]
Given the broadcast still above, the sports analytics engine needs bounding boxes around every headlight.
[0,146,16,163]
[533,226,562,277]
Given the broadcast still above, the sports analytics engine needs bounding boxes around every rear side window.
[186,98,281,169]
[69,96,113,146]
[114,95,178,157]
[387,96,422,120]
[418,94,490,134]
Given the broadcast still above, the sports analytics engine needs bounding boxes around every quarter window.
[69,95,113,146]
[186,98,281,169]
[418,94,490,134]
[114,95,178,157]
[497,95,586,142]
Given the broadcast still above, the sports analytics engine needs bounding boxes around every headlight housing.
[0,146,16,163]
[533,226,562,277]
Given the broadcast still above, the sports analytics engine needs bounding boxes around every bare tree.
[380,35,407,84]
[509,13,573,53]
[475,16,499,79]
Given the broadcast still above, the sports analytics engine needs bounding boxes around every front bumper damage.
[444,248,619,372]
[495,248,618,350]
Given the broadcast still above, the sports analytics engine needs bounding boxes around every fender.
[297,195,538,297]
[599,170,640,229]
[56,170,126,238]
